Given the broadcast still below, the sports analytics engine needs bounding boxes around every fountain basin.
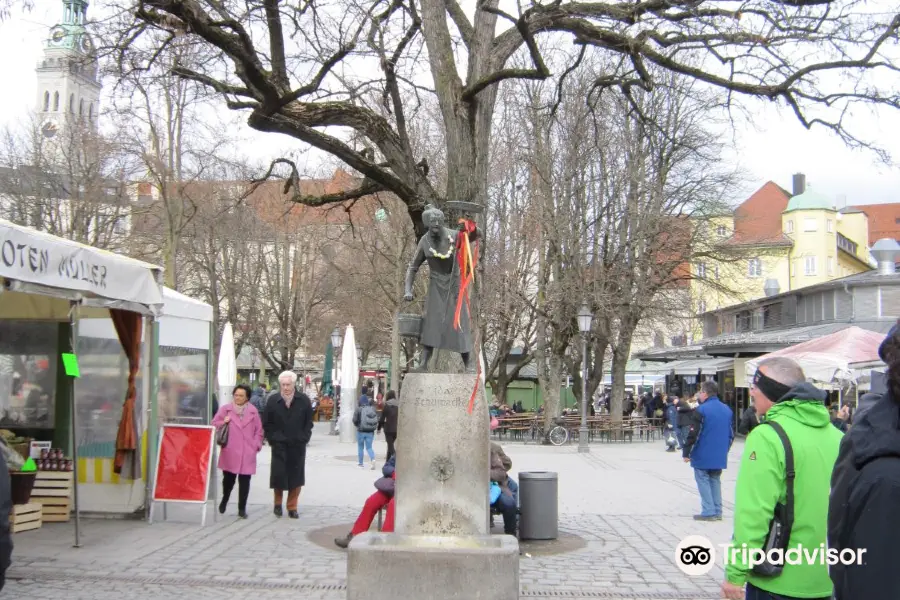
[347,533,519,600]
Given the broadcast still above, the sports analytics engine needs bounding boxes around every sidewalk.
[4,423,741,599]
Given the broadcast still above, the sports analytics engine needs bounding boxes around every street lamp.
[577,305,593,453]
[330,327,342,435]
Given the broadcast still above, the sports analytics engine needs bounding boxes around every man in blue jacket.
[683,381,734,521]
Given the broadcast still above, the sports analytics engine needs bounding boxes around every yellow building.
[690,174,873,331]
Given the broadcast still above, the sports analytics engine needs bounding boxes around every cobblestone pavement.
[4,423,744,599]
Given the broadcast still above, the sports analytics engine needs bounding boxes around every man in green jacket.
[722,356,843,600]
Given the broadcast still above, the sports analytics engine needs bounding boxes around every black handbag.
[216,421,230,447]
[752,420,795,577]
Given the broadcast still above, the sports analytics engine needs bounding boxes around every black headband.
[752,369,791,403]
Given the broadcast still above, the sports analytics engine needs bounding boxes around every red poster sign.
[152,425,214,503]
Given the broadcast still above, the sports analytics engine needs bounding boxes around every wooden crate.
[9,503,42,533]
[32,471,73,522]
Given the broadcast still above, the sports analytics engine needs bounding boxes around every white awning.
[667,357,734,375]
[0,219,163,315]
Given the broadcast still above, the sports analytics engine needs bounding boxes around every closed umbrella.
[338,324,359,443]
[217,322,237,408]
[322,340,334,396]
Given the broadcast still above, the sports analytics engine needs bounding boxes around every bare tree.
[99,0,900,235]
[111,40,240,288]
[479,88,540,406]
[0,115,137,250]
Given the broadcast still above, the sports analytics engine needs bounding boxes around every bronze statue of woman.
[403,204,476,371]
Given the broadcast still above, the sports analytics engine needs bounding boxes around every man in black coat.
[829,323,900,600]
[675,396,693,449]
[263,371,314,519]
[377,390,399,463]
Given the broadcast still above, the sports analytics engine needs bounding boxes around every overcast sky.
[3,2,899,208]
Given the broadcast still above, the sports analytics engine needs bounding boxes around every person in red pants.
[335,454,395,548]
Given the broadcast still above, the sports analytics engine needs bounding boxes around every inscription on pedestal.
[395,373,490,535]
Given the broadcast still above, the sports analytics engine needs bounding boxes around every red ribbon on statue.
[454,218,480,414]
[454,218,478,331]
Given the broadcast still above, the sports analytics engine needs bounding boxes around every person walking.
[675,395,693,449]
[378,390,399,463]
[664,394,678,452]
[263,371,314,519]
[829,322,900,600]
[212,384,264,518]
[721,357,842,600]
[354,393,379,470]
[738,400,759,435]
[682,381,733,521]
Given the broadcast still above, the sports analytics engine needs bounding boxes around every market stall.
[0,218,164,543]
[744,326,885,395]
[75,286,213,514]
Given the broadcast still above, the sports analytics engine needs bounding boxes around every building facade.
[35,0,101,140]
[691,173,875,321]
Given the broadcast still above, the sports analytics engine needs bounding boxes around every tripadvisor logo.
[675,537,869,577]
[722,544,867,568]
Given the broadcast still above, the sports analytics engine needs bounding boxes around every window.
[736,310,752,332]
[716,225,727,237]
[785,220,794,234]
[42,91,49,111]
[69,93,74,113]
[53,91,59,111]
[803,218,818,232]
[828,257,834,275]
[698,300,707,313]
[748,258,762,277]
[763,304,783,328]
[697,262,707,278]
[804,256,818,276]
[714,265,720,280]
[112,217,127,235]
[88,103,94,120]
[827,219,834,233]
[79,99,83,116]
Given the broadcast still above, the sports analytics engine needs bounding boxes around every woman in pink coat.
[212,384,264,518]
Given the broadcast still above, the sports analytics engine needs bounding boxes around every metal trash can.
[518,471,558,540]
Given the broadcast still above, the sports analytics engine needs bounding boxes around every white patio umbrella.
[217,322,237,408]
[338,324,359,443]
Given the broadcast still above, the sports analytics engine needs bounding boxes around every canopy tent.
[744,326,885,387]
[0,218,164,546]
[0,219,164,316]
[75,285,213,515]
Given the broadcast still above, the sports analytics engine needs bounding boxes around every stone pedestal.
[347,533,519,600]
[395,372,490,535]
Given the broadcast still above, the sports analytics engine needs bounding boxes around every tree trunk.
[540,354,563,431]
[163,229,177,289]
[610,329,635,425]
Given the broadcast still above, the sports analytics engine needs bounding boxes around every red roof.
[848,203,900,243]
[729,182,793,246]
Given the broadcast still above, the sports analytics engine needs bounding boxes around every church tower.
[35,0,101,140]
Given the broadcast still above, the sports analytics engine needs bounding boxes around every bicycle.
[528,417,569,446]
